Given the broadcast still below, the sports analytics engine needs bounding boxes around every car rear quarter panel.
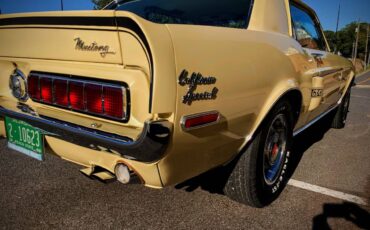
[115,11,178,115]
[158,24,302,186]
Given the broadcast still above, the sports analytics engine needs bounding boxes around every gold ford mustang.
[0,0,354,207]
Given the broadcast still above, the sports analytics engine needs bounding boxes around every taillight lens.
[28,75,40,100]
[27,73,128,121]
[69,81,84,111]
[86,84,103,114]
[53,79,68,106]
[40,78,52,103]
[104,86,125,119]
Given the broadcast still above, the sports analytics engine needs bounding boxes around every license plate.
[5,117,44,161]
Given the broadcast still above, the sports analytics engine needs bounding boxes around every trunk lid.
[0,11,122,64]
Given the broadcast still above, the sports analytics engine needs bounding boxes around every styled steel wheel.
[263,114,288,185]
[224,100,294,208]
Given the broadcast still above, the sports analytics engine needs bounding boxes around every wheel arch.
[242,83,303,149]
[339,70,356,104]
[223,85,303,208]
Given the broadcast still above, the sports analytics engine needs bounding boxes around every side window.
[290,4,327,51]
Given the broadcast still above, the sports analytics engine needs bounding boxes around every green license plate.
[5,117,44,161]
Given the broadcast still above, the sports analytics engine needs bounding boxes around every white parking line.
[357,77,370,85]
[288,179,369,206]
[355,85,370,89]
[352,95,370,99]
[356,70,370,78]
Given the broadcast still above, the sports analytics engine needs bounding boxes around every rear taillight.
[40,78,52,103]
[69,81,84,111]
[104,86,125,118]
[28,75,40,100]
[54,79,68,107]
[86,84,103,114]
[27,73,128,121]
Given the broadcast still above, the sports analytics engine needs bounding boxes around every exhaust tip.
[115,164,131,184]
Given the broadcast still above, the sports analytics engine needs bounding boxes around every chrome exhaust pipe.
[115,164,131,184]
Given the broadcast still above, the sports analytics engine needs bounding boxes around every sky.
[0,0,369,31]
[303,0,370,31]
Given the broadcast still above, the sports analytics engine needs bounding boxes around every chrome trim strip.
[0,106,172,163]
[293,104,339,137]
[181,111,220,131]
[325,87,340,98]
[319,68,343,78]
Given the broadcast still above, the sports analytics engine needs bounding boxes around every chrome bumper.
[0,106,172,163]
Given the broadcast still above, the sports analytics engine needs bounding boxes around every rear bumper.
[0,106,172,163]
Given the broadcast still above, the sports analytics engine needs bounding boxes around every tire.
[224,100,294,207]
[331,88,351,129]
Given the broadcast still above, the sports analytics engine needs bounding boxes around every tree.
[324,22,369,59]
[324,30,336,51]
[92,0,113,10]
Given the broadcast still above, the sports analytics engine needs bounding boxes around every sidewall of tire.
[256,101,294,206]
[332,88,351,129]
[224,100,295,207]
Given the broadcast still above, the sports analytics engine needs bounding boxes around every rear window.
[113,0,254,29]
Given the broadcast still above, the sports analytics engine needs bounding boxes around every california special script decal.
[179,70,219,105]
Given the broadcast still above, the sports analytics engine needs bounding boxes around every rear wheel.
[224,100,294,207]
[331,88,351,129]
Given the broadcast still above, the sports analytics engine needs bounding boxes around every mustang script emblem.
[74,37,116,57]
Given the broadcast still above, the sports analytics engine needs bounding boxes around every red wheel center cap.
[272,144,279,158]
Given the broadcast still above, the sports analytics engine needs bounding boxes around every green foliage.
[91,0,113,10]
[325,22,369,59]
[324,30,336,51]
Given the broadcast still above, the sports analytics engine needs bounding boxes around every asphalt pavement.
[0,71,369,230]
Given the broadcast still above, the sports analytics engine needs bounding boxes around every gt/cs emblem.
[9,69,28,101]
[311,88,323,98]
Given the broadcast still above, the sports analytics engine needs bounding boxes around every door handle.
[311,53,324,58]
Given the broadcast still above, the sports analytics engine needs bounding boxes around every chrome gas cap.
[9,69,28,101]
